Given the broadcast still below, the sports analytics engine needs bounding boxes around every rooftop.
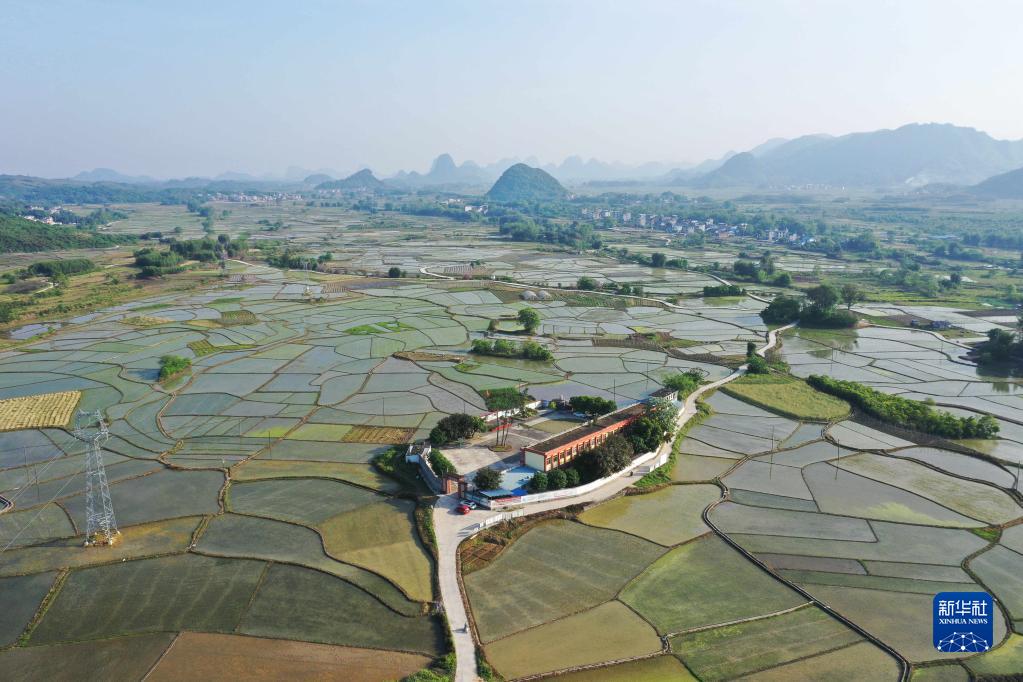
[524,403,646,455]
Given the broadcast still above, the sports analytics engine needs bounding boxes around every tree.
[587,435,634,478]
[429,413,485,446]
[840,283,862,310]
[388,266,402,278]
[760,295,801,324]
[773,272,792,287]
[474,467,502,490]
[569,395,617,418]
[564,468,581,487]
[527,471,548,493]
[746,341,757,358]
[663,370,703,397]
[547,469,567,490]
[747,354,769,374]
[517,307,540,334]
[806,283,839,312]
[626,417,661,454]
[158,355,191,380]
[650,252,666,268]
[577,276,598,290]
[646,397,679,438]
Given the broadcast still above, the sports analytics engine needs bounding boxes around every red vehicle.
[456,503,472,515]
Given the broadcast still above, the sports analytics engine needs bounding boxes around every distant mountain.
[303,173,333,186]
[663,151,736,184]
[316,169,384,191]
[486,164,566,202]
[73,168,156,184]
[691,124,1023,189]
[691,152,769,189]
[389,154,492,188]
[970,165,1023,199]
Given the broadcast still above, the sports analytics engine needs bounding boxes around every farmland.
[0,202,1021,680]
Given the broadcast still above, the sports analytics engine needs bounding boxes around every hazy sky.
[3,0,1022,179]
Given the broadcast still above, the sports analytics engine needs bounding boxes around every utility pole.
[74,410,119,547]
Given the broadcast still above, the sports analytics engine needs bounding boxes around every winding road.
[433,322,795,681]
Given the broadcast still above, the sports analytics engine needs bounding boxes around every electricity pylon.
[74,410,119,547]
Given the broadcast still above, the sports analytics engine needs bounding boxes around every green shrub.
[157,355,190,380]
[428,450,456,477]
[807,375,999,439]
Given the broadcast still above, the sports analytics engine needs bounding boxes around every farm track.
[434,322,794,682]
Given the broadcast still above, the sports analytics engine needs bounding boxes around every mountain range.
[682,124,1023,189]
[25,123,1023,196]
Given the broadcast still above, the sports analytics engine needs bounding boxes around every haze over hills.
[686,123,1023,189]
[315,169,385,191]
[12,123,1023,198]
[970,166,1023,199]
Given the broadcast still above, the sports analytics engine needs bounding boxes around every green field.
[620,535,806,634]
[578,484,719,546]
[670,606,861,680]
[237,564,443,655]
[722,373,851,421]
[465,519,665,642]
[30,554,266,643]
[483,601,662,679]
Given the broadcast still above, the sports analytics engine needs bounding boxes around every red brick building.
[521,404,646,472]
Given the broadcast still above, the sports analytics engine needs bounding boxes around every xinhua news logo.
[933,592,994,653]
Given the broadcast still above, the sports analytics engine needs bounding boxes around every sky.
[3,0,1022,179]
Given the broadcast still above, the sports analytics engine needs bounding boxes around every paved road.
[433,322,795,681]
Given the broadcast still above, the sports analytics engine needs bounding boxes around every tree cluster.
[429,413,486,446]
[807,375,999,439]
[470,338,553,362]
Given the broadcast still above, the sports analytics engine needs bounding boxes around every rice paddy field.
[467,380,1023,679]
[1,206,1022,679]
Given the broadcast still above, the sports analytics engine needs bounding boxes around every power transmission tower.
[74,410,119,547]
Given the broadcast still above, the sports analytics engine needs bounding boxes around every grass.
[671,606,861,681]
[187,339,255,356]
[464,519,665,643]
[0,633,176,681]
[963,633,1023,677]
[237,563,444,655]
[228,477,380,526]
[0,572,59,646]
[970,526,1002,542]
[620,535,806,634]
[0,390,81,431]
[219,309,258,325]
[635,400,711,488]
[373,447,434,496]
[740,641,900,680]
[483,601,662,680]
[318,498,434,602]
[64,469,223,530]
[231,459,401,492]
[578,484,719,547]
[0,264,221,351]
[0,517,200,577]
[721,373,851,421]
[196,513,425,616]
[146,632,432,682]
[30,554,267,643]
[551,656,696,682]
[342,425,416,444]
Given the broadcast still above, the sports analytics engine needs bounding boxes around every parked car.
[456,504,472,515]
